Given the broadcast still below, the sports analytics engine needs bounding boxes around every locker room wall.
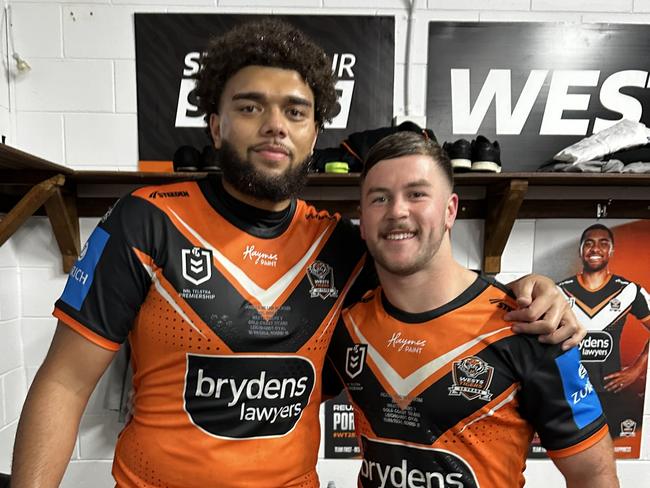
[1,0,650,486]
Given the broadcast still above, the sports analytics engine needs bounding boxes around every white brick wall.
[2,0,650,486]
[0,236,25,475]
[532,0,634,12]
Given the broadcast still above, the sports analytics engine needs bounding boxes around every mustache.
[249,142,293,157]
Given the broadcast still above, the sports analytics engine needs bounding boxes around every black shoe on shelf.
[202,145,219,172]
[471,135,502,173]
[443,139,472,173]
[173,145,202,172]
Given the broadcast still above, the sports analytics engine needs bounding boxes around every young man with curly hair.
[12,19,580,488]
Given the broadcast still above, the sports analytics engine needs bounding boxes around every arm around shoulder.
[552,434,619,488]
[11,321,117,488]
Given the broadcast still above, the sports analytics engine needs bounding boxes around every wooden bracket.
[0,174,66,247]
[483,179,528,275]
[45,185,80,273]
[0,173,80,273]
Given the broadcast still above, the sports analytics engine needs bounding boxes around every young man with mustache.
[327,132,618,488]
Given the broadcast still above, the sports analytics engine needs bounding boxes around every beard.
[218,140,310,203]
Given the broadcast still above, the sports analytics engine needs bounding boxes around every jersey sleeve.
[632,285,650,321]
[53,194,156,350]
[518,345,608,459]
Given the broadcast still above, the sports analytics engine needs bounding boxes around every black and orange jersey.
[558,274,650,392]
[54,177,367,488]
[327,276,607,488]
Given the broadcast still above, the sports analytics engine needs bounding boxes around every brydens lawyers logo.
[182,247,212,285]
[346,344,367,379]
[449,356,494,401]
[579,331,613,362]
[307,261,338,299]
[360,437,479,488]
[184,354,315,439]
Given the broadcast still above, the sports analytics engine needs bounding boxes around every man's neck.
[378,245,477,314]
[580,268,611,290]
[221,178,291,212]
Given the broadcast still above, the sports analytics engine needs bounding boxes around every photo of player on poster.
[531,219,650,459]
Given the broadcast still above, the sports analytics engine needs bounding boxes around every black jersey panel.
[55,195,159,344]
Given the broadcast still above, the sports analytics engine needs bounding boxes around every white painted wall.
[1,1,649,486]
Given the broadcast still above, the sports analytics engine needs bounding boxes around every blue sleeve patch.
[60,227,110,311]
[555,347,603,429]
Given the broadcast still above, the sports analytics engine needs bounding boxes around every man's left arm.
[553,435,619,488]
[505,274,585,349]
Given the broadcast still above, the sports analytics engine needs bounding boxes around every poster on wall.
[324,391,360,458]
[135,14,394,166]
[530,219,650,459]
[426,22,650,171]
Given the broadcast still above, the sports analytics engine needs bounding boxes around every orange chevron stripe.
[570,288,628,318]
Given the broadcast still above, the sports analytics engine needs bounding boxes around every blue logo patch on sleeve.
[60,227,110,311]
[555,347,603,429]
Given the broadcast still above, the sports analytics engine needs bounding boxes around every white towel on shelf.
[622,161,650,173]
[541,159,624,173]
[553,119,650,164]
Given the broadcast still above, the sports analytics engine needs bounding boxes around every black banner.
[324,391,360,458]
[427,22,650,171]
[135,14,394,162]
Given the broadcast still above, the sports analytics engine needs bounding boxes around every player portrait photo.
[533,219,650,459]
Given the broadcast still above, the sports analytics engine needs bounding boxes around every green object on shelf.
[324,161,349,174]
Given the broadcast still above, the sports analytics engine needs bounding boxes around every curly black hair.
[195,18,338,129]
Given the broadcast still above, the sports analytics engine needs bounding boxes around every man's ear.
[209,113,222,149]
[359,205,366,241]
[445,193,459,231]
[310,123,318,152]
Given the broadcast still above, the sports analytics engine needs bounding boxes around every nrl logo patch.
[609,298,621,312]
[620,419,636,437]
[346,344,367,379]
[449,356,494,401]
[307,261,338,299]
[182,247,212,286]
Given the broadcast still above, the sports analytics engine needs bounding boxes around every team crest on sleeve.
[182,247,212,285]
[449,356,494,401]
[346,344,367,379]
[307,261,338,299]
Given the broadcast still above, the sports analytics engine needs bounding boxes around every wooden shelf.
[1,144,649,274]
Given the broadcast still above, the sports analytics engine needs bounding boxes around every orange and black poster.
[532,219,650,459]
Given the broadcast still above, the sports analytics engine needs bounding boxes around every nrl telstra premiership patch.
[555,348,603,429]
[60,227,110,311]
